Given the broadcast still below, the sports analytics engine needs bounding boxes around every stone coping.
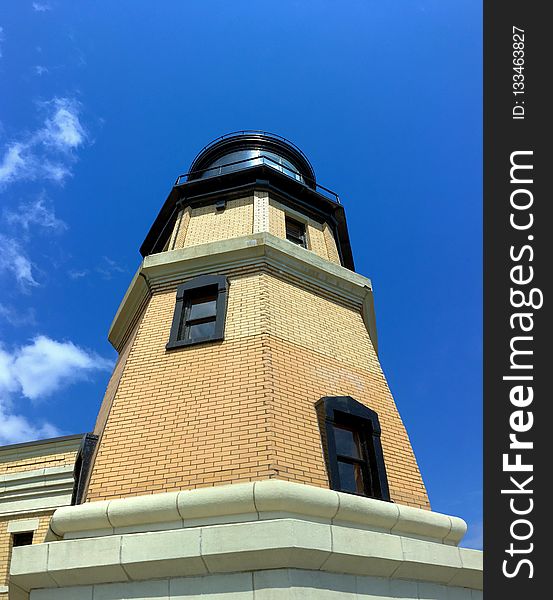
[50,480,466,546]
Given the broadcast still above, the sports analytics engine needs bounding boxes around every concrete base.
[10,481,482,599]
[27,570,482,600]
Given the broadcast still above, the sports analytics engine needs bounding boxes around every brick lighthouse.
[9,132,482,599]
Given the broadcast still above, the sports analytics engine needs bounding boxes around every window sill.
[166,334,224,350]
[334,488,393,502]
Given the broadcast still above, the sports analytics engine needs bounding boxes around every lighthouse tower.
[10,132,482,599]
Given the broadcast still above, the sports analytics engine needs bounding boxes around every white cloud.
[40,98,85,150]
[0,26,4,59]
[34,65,49,76]
[41,160,70,182]
[10,336,112,400]
[0,143,26,185]
[0,410,60,446]
[4,196,67,232]
[0,97,86,188]
[0,346,58,445]
[0,336,112,445]
[32,2,52,12]
[0,235,39,291]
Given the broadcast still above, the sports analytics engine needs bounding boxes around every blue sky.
[0,2,482,548]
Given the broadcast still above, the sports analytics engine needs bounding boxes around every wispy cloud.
[0,97,87,188]
[32,2,52,12]
[40,98,85,150]
[0,410,60,447]
[96,256,126,280]
[0,335,113,445]
[0,304,36,327]
[68,257,126,283]
[0,196,67,290]
[7,335,113,400]
[0,144,25,183]
[0,26,4,59]
[4,196,67,233]
[34,65,49,76]
[0,235,39,291]
[68,269,89,280]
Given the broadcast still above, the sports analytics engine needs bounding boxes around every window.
[333,423,368,495]
[316,396,390,501]
[285,216,307,248]
[12,532,33,547]
[167,275,229,349]
[71,433,99,505]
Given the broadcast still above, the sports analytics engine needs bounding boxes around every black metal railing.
[174,154,340,204]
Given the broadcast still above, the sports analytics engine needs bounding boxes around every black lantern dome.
[187,131,316,188]
[140,130,353,270]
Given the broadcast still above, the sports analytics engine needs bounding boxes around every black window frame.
[166,274,229,349]
[316,396,391,501]
[285,215,307,248]
[71,433,99,505]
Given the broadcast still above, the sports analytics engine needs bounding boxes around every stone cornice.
[0,465,75,517]
[0,434,82,462]
[108,233,378,353]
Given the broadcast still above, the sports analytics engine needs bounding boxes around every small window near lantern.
[285,216,307,248]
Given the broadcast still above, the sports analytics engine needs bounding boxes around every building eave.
[139,165,355,271]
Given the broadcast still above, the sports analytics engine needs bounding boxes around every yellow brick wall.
[164,195,342,266]
[87,270,428,509]
[170,206,191,250]
[268,199,341,265]
[268,199,286,239]
[264,274,373,370]
[88,273,272,500]
[307,220,331,260]
[323,223,341,264]
[267,336,427,508]
[0,450,76,477]
[178,197,254,248]
[94,321,141,437]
